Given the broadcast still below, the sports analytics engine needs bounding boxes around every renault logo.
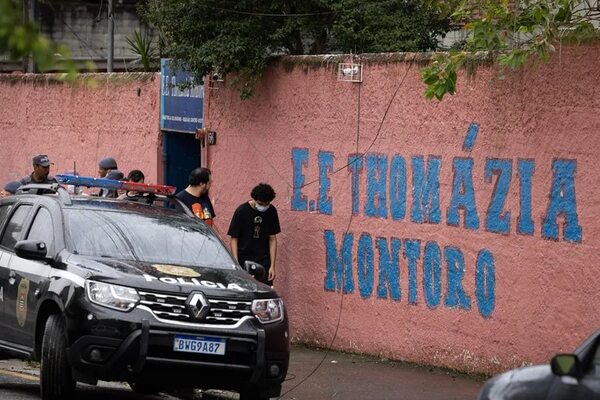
[186,292,209,320]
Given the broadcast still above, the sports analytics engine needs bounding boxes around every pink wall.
[1,48,598,375]
[0,73,161,184]
[206,46,600,374]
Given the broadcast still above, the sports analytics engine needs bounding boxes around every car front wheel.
[239,386,271,400]
[40,314,76,400]
[129,381,161,395]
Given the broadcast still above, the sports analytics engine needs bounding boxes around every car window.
[589,345,600,377]
[27,207,54,255]
[63,208,236,269]
[0,204,13,231]
[1,205,33,250]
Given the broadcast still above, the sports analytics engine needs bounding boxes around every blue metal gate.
[163,131,200,193]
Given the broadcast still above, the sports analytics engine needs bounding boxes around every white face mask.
[255,203,270,212]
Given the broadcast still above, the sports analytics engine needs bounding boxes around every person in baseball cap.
[102,169,124,198]
[96,157,119,197]
[98,156,118,178]
[0,181,21,197]
[19,154,58,185]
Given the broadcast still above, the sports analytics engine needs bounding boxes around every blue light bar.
[56,175,177,195]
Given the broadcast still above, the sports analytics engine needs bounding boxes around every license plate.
[173,334,226,355]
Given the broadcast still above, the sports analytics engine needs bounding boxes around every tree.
[0,0,78,80]
[421,0,600,100]
[142,0,449,98]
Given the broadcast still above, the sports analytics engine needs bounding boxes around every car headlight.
[85,280,139,311]
[252,298,284,324]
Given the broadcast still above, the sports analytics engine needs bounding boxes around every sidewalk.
[0,344,484,400]
[277,344,484,400]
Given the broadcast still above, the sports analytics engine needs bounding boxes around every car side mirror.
[244,260,266,281]
[551,354,581,378]
[15,240,48,261]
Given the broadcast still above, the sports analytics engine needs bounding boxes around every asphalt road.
[0,370,187,400]
[0,345,484,400]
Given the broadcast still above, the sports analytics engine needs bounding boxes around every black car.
[477,329,600,400]
[0,183,289,400]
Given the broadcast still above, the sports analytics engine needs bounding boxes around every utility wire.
[94,0,104,23]
[43,1,104,59]
[278,59,414,398]
[230,59,414,397]
[210,6,334,17]
[299,60,414,190]
[244,60,414,194]
[279,77,363,400]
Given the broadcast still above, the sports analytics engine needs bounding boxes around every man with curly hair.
[227,183,281,285]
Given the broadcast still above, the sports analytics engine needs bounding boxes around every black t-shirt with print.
[227,202,281,270]
[176,190,216,226]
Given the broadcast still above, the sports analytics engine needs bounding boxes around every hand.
[268,268,276,282]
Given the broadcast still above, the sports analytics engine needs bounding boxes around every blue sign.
[160,59,204,133]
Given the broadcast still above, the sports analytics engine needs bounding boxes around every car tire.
[239,387,270,400]
[129,382,161,395]
[40,314,76,400]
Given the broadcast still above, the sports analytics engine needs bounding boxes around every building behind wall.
[1,0,154,72]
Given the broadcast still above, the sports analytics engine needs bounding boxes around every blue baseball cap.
[3,181,21,194]
[99,157,118,170]
[32,154,53,167]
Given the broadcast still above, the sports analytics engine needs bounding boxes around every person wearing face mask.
[227,183,281,285]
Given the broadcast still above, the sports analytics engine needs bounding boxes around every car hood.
[478,365,554,400]
[65,254,272,298]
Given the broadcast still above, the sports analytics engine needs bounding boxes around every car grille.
[138,291,253,325]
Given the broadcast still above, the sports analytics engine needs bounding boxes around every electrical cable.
[276,59,415,399]
[43,1,104,59]
[243,136,293,190]
[247,60,413,193]
[278,76,363,400]
[298,60,414,190]
[208,5,334,17]
[94,0,104,23]
[223,58,414,398]
[283,372,296,382]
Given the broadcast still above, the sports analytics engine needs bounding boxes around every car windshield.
[63,208,236,269]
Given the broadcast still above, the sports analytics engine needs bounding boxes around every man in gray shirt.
[19,154,58,185]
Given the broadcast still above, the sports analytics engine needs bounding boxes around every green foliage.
[421,0,600,100]
[326,0,449,53]
[142,0,450,98]
[0,0,78,81]
[421,52,463,100]
[126,30,159,71]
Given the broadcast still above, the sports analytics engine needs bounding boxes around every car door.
[0,202,15,344]
[0,203,34,348]
[548,342,600,400]
[6,205,55,349]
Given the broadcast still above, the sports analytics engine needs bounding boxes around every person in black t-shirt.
[175,168,216,227]
[227,183,281,285]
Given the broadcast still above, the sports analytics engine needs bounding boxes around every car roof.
[5,183,193,217]
[67,197,185,217]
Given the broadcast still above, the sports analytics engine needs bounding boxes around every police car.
[0,177,289,400]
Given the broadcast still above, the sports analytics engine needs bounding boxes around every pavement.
[0,344,485,400]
